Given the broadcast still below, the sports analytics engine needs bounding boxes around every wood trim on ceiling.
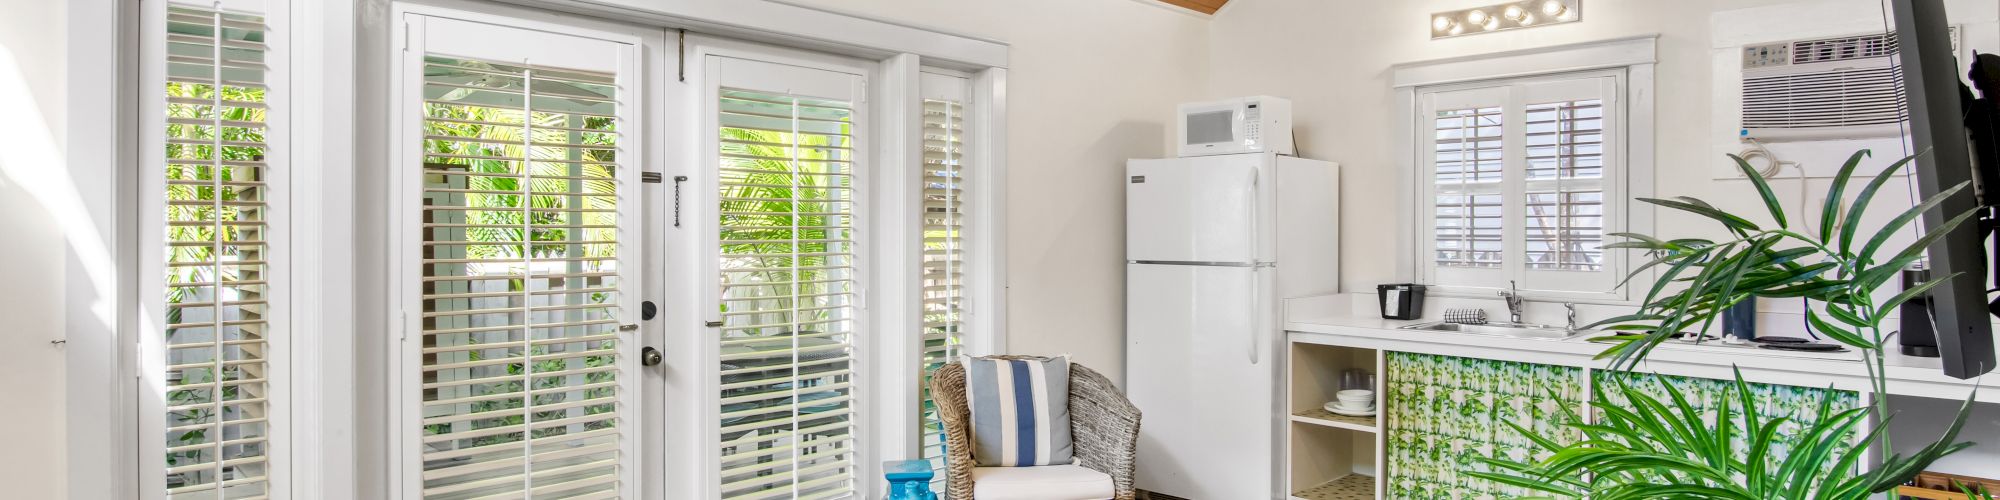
[1155,0,1227,15]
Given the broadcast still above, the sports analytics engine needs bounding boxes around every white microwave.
[1177,96,1294,157]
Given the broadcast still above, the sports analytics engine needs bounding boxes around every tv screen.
[1893,0,1996,378]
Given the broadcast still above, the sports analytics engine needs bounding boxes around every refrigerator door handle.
[1248,266,1262,364]
[1246,168,1261,365]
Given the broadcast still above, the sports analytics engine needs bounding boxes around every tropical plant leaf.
[1641,196,1760,234]
[1732,153,1789,228]
[1819,150,1868,242]
[1881,207,1984,267]
[1858,181,1968,264]
[1840,153,1918,255]
[1874,272,1961,327]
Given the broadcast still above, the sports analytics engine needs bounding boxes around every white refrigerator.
[1126,152,1339,499]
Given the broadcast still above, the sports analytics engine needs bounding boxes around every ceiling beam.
[1154,0,1227,15]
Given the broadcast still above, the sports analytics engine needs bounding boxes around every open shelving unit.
[1285,341,1382,500]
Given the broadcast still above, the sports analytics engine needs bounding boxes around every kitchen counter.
[1283,294,1998,403]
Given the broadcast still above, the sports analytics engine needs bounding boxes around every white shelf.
[1288,408,1378,433]
[1289,474,1375,500]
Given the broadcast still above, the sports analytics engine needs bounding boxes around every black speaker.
[1901,265,1943,358]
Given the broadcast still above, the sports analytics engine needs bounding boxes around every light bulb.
[1433,15,1455,32]
[1466,9,1490,25]
[1541,0,1569,18]
[1502,5,1527,21]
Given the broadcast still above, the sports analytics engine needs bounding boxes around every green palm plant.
[1470,368,1975,499]
[1471,150,1983,499]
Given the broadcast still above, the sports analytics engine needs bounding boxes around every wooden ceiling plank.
[1154,0,1227,15]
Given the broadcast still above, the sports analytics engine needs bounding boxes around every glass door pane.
[711,57,863,499]
[402,13,640,499]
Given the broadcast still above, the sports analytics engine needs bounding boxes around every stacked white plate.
[1323,389,1376,417]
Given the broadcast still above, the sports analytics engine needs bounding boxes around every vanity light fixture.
[1431,0,1580,39]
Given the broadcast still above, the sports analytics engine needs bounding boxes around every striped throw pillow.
[965,355,1073,467]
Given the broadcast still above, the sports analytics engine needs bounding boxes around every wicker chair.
[930,356,1143,500]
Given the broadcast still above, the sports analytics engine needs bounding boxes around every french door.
[394,9,644,499]
[697,48,872,500]
[395,7,880,498]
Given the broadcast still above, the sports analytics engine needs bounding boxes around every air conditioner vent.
[1743,66,1908,129]
[1790,33,1898,64]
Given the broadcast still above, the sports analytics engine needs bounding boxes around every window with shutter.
[1418,74,1624,298]
[917,105,964,479]
[154,4,279,496]
[715,84,861,498]
[1524,99,1606,272]
[1432,105,1505,270]
[400,14,640,499]
[916,71,971,487]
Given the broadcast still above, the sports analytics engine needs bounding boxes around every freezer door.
[1127,155,1265,263]
[1127,263,1274,499]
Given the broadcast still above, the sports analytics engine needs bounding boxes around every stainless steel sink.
[1398,321,1582,339]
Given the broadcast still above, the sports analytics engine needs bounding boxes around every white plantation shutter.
[402,14,640,499]
[152,3,282,497]
[1432,105,1505,270]
[715,82,862,498]
[1524,99,1606,272]
[1419,75,1623,297]
[917,72,971,486]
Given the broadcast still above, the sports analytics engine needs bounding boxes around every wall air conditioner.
[1738,32,1913,142]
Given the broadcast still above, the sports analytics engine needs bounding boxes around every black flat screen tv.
[1892,0,1996,378]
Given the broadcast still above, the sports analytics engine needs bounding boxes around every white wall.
[782,0,1214,383]
[0,0,70,496]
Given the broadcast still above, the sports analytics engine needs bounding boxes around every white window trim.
[1393,35,1657,305]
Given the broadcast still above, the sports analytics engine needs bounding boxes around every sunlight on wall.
[0,43,71,499]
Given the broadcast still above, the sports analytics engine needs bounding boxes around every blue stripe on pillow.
[1010,359,1037,466]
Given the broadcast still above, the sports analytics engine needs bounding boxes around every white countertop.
[1283,294,1997,403]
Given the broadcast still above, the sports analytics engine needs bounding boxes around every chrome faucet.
[1499,280,1525,324]
[1564,302,1579,333]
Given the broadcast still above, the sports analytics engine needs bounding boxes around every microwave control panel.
[1242,103,1261,145]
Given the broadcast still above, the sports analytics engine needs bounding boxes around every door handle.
[641,346,663,367]
[1249,266,1261,365]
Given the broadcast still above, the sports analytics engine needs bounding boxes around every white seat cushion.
[970,464,1114,500]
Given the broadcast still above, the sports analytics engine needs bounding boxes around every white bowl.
[1335,389,1374,401]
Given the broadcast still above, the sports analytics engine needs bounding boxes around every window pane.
[162,6,273,497]
[416,55,625,499]
[1434,106,1504,269]
[919,97,966,486]
[1525,99,1605,272]
[717,87,859,499]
